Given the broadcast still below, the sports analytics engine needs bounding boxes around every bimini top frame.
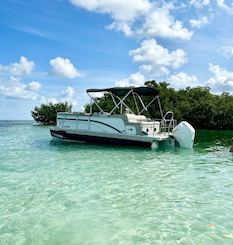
[87,86,163,118]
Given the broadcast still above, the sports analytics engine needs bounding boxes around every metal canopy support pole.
[139,96,158,115]
[120,100,123,114]
[110,92,119,109]
[88,93,105,114]
[132,92,139,115]
[88,93,93,115]
[157,96,163,119]
[116,95,134,114]
[110,89,133,114]
[135,93,147,114]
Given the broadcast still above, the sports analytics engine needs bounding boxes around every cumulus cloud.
[62,86,78,106]
[0,57,40,100]
[129,39,187,76]
[106,22,133,36]
[116,72,145,87]
[40,96,59,104]
[41,86,78,108]
[137,8,192,40]
[207,63,233,92]
[50,57,81,79]
[70,0,192,40]
[0,76,41,100]
[168,72,199,89]
[70,0,151,22]
[10,56,35,76]
[0,56,35,76]
[27,81,41,92]
[190,16,209,28]
[62,86,76,98]
[115,39,188,87]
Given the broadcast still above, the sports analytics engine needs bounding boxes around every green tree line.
[84,81,233,130]
[31,102,72,125]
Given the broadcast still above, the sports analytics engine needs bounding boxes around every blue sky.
[1,0,233,119]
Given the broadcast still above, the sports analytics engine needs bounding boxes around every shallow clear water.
[1,121,233,244]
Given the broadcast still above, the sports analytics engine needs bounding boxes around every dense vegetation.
[31,102,72,125]
[85,81,233,130]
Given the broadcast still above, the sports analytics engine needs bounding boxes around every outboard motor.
[173,121,195,149]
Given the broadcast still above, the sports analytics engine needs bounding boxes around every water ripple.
[0,122,233,244]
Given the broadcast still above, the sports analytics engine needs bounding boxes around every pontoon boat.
[50,87,195,149]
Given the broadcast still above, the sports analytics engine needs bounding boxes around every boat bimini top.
[87,86,163,117]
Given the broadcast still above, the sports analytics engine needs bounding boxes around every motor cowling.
[172,121,195,149]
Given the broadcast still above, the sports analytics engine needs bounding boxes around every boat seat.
[141,121,160,126]
[125,114,147,123]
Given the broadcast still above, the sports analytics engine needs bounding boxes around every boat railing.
[160,111,176,133]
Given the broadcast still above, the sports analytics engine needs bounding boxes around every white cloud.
[207,63,233,92]
[70,0,151,22]
[129,39,187,76]
[115,39,188,87]
[168,72,199,89]
[62,86,76,98]
[137,8,192,40]
[216,0,233,14]
[116,72,145,87]
[190,16,209,28]
[190,0,210,8]
[50,57,81,79]
[27,81,41,92]
[70,1,192,40]
[0,76,41,100]
[0,56,35,76]
[40,96,59,104]
[0,57,39,100]
[10,56,35,76]
[106,22,133,36]
[220,46,233,58]
[62,86,78,107]
[40,86,78,108]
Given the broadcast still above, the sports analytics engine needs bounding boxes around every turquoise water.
[1,121,233,244]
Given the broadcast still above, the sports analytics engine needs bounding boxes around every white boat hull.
[51,112,195,149]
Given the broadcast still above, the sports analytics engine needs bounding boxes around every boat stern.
[172,121,195,149]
